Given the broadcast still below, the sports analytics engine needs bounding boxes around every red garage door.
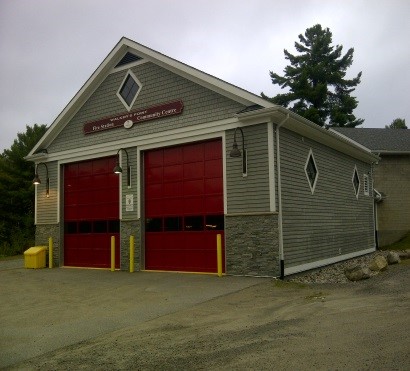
[64,157,120,268]
[144,140,225,273]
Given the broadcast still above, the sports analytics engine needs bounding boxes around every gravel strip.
[285,251,392,284]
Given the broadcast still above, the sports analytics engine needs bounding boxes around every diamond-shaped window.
[305,150,318,194]
[352,167,360,198]
[117,71,142,111]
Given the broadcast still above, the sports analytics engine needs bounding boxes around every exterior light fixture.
[114,148,131,187]
[32,162,50,198]
[229,127,247,174]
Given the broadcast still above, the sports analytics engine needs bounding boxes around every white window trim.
[363,174,370,196]
[304,148,319,194]
[116,69,143,112]
[352,165,360,199]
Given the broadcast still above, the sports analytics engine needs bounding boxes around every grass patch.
[0,254,24,261]
[380,232,410,251]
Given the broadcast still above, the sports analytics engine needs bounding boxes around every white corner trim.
[118,151,123,220]
[137,149,141,219]
[56,164,60,223]
[267,121,276,212]
[34,185,38,225]
[284,248,376,276]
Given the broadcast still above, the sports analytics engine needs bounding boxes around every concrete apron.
[0,259,265,368]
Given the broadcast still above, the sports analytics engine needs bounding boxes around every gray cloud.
[1,0,409,152]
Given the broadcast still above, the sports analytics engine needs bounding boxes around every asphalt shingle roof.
[332,128,410,153]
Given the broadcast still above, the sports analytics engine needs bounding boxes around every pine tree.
[385,118,407,129]
[262,24,363,127]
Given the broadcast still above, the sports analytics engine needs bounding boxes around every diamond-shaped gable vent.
[305,150,318,194]
[352,167,360,198]
[117,71,142,110]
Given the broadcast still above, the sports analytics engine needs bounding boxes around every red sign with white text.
[83,100,184,135]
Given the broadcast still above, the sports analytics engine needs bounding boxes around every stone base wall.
[120,220,141,271]
[225,213,280,277]
[35,224,61,267]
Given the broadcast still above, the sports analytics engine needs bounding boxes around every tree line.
[0,124,47,256]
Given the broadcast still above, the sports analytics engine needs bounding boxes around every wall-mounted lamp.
[32,162,50,198]
[113,148,131,187]
[229,127,247,175]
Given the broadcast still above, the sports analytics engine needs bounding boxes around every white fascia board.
[39,116,240,163]
[375,150,410,155]
[28,40,129,157]
[122,38,274,108]
[236,106,379,163]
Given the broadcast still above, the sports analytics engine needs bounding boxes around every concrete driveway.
[0,258,264,369]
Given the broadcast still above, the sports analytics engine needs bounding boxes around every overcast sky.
[0,0,409,152]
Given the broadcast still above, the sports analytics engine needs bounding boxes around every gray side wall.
[36,161,58,224]
[374,154,410,246]
[48,62,246,153]
[225,122,280,276]
[226,123,271,213]
[225,214,279,276]
[279,128,375,270]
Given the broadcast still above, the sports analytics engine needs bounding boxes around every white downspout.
[276,113,289,279]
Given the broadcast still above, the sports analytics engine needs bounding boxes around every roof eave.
[376,150,410,155]
[236,107,379,163]
[27,38,130,159]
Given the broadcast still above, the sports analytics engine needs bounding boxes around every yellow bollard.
[217,234,222,277]
[130,235,134,273]
[111,236,115,272]
[48,237,53,269]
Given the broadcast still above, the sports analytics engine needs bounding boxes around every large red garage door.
[144,140,225,273]
[64,156,120,268]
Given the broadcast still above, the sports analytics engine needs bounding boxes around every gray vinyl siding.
[279,128,375,269]
[120,146,138,221]
[36,161,58,224]
[226,123,271,213]
[48,62,245,153]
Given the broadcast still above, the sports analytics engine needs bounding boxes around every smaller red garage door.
[144,140,225,273]
[64,157,120,268]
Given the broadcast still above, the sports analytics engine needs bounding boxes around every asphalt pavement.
[0,258,264,368]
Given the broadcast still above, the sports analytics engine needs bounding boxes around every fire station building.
[26,37,378,277]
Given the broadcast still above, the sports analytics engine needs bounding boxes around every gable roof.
[27,37,275,157]
[26,37,379,164]
[332,128,410,154]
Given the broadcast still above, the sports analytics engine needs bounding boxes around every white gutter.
[276,113,289,279]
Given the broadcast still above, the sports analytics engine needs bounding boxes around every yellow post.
[48,237,53,268]
[130,235,135,273]
[111,236,115,272]
[217,233,222,277]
